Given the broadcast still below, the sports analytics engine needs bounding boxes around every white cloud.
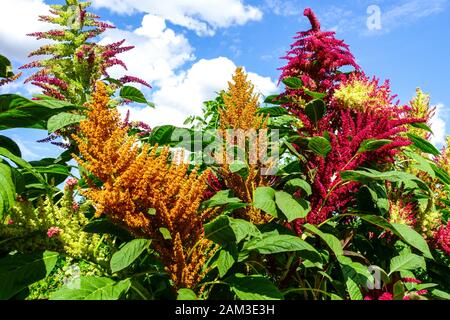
[91,0,262,36]
[263,0,302,17]
[100,14,195,85]
[364,0,447,35]
[120,57,278,128]
[429,103,447,146]
[0,0,50,62]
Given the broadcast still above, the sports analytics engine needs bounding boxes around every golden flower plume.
[216,67,273,224]
[72,81,218,290]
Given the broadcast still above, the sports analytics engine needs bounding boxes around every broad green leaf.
[303,224,343,257]
[0,135,21,157]
[303,89,326,100]
[389,253,426,275]
[257,106,288,117]
[120,86,154,107]
[0,162,16,220]
[393,280,406,300]
[407,133,440,156]
[410,122,433,134]
[50,277,131,300]
[404,150,435,178]
[177,288,198,300]
[358,139,392,153]
[0,251,59,300]
[226,273,283,300]
[391,223,433,259]
[431,289,450,300]
[213,247,237,277]
[203,190,242,208]
[282,77,303,89]
[83,218,133,240]
[204,215,260,245]
[246,234,321,261]
[285,178,312,196]
[275,191,310,221]
[0,94,75,130]
[263,94,291,105]
[305,99,326,124]
[110,239,151,273]
[47,112,85,133]
[229,160,248,174]
[308,136,331,157]
[253,186,277,217]
[159,227,172,240]
[0,54,14,78]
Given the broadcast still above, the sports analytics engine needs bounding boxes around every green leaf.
[275,191,310,221]
[404,150,435,178]
[305,99,326,124]
[303,224,343,257]
[282,77,303,89]
[257,106,288,117]
[50,277,131,300]
[263,94,291,105]
[410,122,433,134]
[203,190,242,208]
[393,280,406,300]
[83,218,132,240]
[253,186,277,217]
[47,112,85,133]
[246,234,321,260]
[0,251,59,300]
[391,223,433,259]
[303,89,326,100]
[308,136,331,157]
[0,54,14,78]
[226,273,283,300]
[120,86,154,107]
[159,227,172,240]
[0,162,16,220]
[213,247,237,277]
[389,253,426,275]
[358,139,392,153]
[204,215,260,245]
[285,178,312,196]
[110,239,151,273]
[0,94,75,130]
[0,135,21,157]
[431,289,450,300]
[177,288,198,300]
[229,160,248,174]
[407,133,441,156]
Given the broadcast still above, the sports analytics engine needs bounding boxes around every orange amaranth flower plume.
[72,81,218,290]
[216,67,273,224]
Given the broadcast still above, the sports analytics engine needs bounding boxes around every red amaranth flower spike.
[279,7,360,99]
[435,222,450,255]
[119,75,151,88]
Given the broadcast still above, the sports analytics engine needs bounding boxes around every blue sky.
[1,0,449,161]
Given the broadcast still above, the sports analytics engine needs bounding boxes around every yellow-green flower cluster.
[0,187,109,264]
[333,79,374,112]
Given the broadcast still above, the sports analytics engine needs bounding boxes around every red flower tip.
[303,8,321,31]
[47,226,61,238]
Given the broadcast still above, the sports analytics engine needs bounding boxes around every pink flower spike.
[47,226,61,238]
[7,219,14,225]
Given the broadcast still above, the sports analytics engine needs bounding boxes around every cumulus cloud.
[91,0,262,36]
[429,103,447,147]
[100,14,195,85]
[0,0,50,62]
[119,57,278,127]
